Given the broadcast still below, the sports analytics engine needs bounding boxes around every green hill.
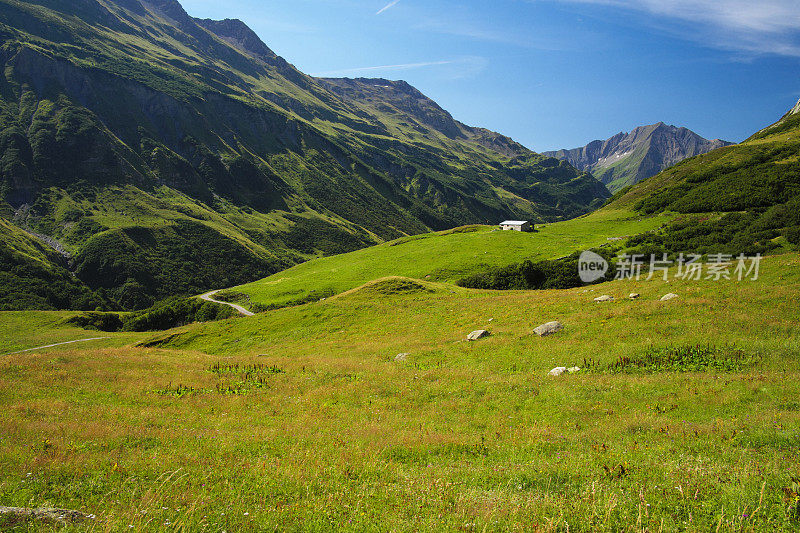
[226,208,668,310]
[0,0,608,310]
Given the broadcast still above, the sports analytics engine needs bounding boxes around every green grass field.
[232,208,669,309]
[1,252,798,531]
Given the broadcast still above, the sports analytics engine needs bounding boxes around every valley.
[0,0,799,531]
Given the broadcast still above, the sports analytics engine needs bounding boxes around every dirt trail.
[2,337,109,357]
[199,290,255,317]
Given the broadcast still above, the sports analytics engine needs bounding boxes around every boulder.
[394,353,409,362]
[660,293,679,301]
[467,330,490,341]
[548,367,567,377]
[629,293,640,300]
[534,321,563,337]
[594,295,613,302]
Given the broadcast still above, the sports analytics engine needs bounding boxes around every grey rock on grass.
[467,330,490,341]
[534,321,563,337]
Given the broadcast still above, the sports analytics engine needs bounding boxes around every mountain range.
[0,0,609,310]
[544,122,732,192]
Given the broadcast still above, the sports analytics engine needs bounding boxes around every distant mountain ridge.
[544,123,732,192]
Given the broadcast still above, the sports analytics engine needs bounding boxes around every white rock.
[467,330,490,341]
[533,321,563,337]
[594,295,613,302]
[548,367,567,377]
[660,293,679,301]
[394,353,409,362]
[629,293,640,300]
[567,367,581,374]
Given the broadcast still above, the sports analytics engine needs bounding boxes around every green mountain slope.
[0,216,106,310]
[606,101,800,255]
[544,123,732,192]
[0,0,608,309]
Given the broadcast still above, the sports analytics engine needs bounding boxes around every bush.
[67,298,237,332]
[457,249,616,291]
[65,312,124,332]
[787,226,800,246]
[602,345,760,374]
[122,298,236,332]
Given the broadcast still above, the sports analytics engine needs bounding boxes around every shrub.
[122,298,236,332]
[67,297,237,332]
[65,312,124,332]
[604,345,760,374]
[457,249,615,291]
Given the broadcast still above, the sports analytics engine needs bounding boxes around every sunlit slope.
[152,253,800,361]
[233,209,669,308]
[1,254,798,529]
[607,108,800,213]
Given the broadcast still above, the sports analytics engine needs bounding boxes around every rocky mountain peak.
[543,123,732,192]
[194,18,277,61]
[139,0,192,25]
[790,98,800,116]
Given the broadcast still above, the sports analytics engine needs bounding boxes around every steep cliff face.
[0,0,608,309]
[544,123,732,192]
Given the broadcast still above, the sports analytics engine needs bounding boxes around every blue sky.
[180,0,800,151]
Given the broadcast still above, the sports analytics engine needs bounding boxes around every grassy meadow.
[1,252,799,531]
[233,208,669,309]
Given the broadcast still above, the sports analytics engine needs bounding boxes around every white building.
[499,220,533,232]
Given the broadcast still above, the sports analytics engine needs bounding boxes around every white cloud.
[376,0,401,15]
[550,0,800,56]
[314,56,487,79]
[416,19,573,50]
[316,60,453,77]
